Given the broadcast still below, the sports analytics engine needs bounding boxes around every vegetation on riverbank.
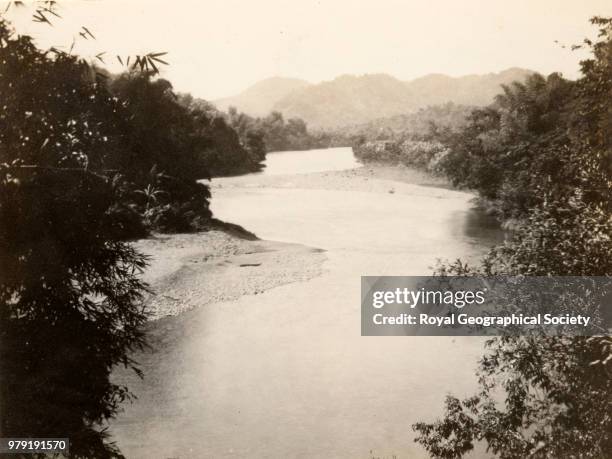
[346,104,472,173]
[0,13,154,457]
[225,107,332,153]
[412,17,612,458]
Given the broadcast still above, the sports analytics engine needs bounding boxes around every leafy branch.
[1,0,169,75]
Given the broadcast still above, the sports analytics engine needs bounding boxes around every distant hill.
[214,77,309,117]
[273,74,418,129]
[216,68,535,129]
[405,68,536,107]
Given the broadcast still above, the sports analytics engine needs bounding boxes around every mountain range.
[214,68,535,129]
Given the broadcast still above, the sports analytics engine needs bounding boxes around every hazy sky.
[7,0,612,100]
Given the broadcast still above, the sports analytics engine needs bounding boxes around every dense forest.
[225,107,331,153]
[342,102,473,141]
[344,104,470,175]
[410,17,612,458]
[0,12,155,456]
[178,97,330,173]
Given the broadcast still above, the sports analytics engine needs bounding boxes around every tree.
[0,16,149,457]
[177,99,265,176]
[433,73,578,218]
[109,73,211,183]
[413,200,612,458]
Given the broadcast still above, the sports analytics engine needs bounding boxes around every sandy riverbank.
[133,231,326,320]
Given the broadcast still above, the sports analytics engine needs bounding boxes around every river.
[111,147,502,458]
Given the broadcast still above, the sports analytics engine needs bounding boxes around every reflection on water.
[452,207,506,252]
[111,148,502,459]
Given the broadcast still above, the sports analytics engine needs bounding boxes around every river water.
[111,147,502,458]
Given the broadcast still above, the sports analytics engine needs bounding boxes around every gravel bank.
[132,230,326,320]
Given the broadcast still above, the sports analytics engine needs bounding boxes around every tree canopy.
[0,17,148,457]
